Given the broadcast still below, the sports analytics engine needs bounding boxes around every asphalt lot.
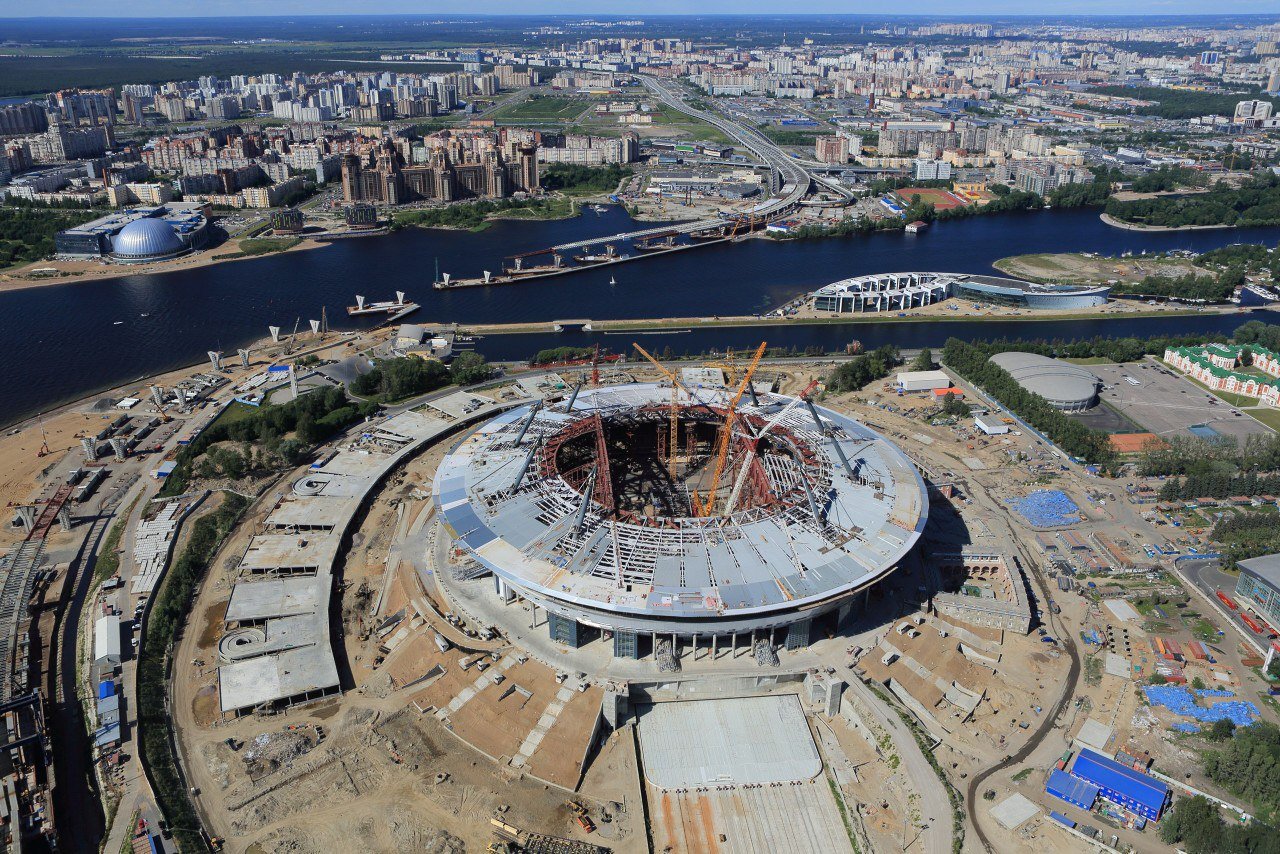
[1092,360,1273,442]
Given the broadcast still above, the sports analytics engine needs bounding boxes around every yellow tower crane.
[697,342,766,517]
[633,342,685,482]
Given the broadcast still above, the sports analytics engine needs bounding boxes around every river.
[3,206,1279,426]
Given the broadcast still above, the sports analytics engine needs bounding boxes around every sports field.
[893,186,969,210]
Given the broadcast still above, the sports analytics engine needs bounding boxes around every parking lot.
[1092,359,1274,442]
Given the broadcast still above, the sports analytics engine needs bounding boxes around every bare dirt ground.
[173,432,646,854]
[992,252,1203,286]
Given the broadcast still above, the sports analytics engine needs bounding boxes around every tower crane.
[696,342,766,517]
[722,379,819,516]
[632,343,685,482]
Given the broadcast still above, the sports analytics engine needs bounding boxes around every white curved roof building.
[111,217,187,262]
[811,271,1109,313]
[433,383,929,657]
[990,352,1101,411]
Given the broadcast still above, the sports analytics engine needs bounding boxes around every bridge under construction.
[433,75,848,291]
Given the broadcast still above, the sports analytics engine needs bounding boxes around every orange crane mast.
[698,342,767,517]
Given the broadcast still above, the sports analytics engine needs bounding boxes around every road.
[842,674,953,854]
[1177,557,1268,656]
[47,513,111,850]
[539,77,818,254]
[961,496,1084,853]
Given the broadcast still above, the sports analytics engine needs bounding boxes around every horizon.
[5,7,1280,19]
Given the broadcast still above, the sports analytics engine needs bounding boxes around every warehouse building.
[94,615,122,676]
[989,352,1101,412]
[1070,748,1170,821]
[1046,768,1099,811]
[896,370,953,392]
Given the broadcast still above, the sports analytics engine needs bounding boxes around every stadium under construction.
[432,378,929,659]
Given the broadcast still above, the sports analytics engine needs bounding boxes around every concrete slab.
[637,695,821,788]
[990,792,1040,830]
[1103,599,1142,623]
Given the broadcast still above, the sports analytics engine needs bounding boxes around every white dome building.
[110,217,189,263]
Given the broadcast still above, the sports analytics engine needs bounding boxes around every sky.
[8,2,1279,17]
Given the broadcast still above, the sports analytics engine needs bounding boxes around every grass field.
[494,96,590,121]
[642,107,735,145]
[993,252,1199,285]
[1244,406,1280,432]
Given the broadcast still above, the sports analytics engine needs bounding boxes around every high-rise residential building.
[913,158,952,181]
[814,135,848,164]
[0,102,49,136]
[341,131,536,205]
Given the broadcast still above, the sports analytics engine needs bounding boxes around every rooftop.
[1240,553,1280,590]
[433,384,928,626]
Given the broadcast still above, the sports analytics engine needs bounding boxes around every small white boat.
[113,321,124,325]
[609,276,617,285]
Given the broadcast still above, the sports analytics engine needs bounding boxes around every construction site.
[127,324,1280,854]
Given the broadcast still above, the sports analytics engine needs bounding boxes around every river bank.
[459,303,1244,336]
[1,205,1278,427]
[0,233,330,293]
[1100,212,1238,233]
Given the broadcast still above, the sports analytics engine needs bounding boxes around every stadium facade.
[433,383,929,657]
[811,272,1109,313]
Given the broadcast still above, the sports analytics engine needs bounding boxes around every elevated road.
[544,76,816,255]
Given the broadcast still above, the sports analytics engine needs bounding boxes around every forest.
[1091,85,1280,121]
[1105,173,1280,229]
[824,345,902,393]
[0,205,99,269]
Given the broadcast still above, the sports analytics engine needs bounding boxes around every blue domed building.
[55,203,211,263]
[111,217,188,263]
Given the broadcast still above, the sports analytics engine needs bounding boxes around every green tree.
[450,351,494,386]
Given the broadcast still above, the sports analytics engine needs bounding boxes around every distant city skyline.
[8,2,1280,18]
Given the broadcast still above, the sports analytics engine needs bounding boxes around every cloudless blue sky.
[9,2,1278,17]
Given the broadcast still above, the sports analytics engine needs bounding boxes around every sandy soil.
[0,237,329,293]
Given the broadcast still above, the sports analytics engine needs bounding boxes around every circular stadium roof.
[111,217,185,261]
[989,352,1101,410]
[433,384,929,634]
